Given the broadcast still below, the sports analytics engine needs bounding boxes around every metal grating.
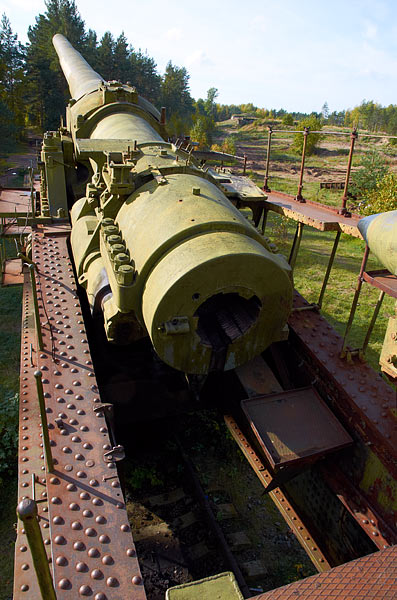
[251,546,397,599]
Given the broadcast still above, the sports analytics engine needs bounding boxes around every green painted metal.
[358,210,397,275]
[166,572,243,600]
[54,34,293,374]
[16,499,56,600]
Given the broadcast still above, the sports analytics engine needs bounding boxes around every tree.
[97,32,115,81]
[25,0,87,130]
[360,172,397,215]
[282,113,294,126]
[291,116,323,156]
[321,102,329,120]
[350,150,389,202]
[204,87,218,119]
[160,61,194,135]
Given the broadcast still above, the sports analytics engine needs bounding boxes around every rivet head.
[55,535,66,545]
[91,569,103,580]
[83,509,93,517]
[120,524,129,532]
[79,584,92,596]
[51,496,61,504]
[132,575,142,585]
[67,483,76,491]
[88,547,99,558]
[96,515,106,524]
[99,534,110,543]
[85,527,96,536]
[21,563,29,570]
[102,554,114,565]
[92,498,102,506]
[53,516,64,525]
[95,594,106,600]
[80,491,90,500]
[106,576,118,587]
[56,556,67,566]
[77,471,86,478]
[20,584,29,591]
[20,545,27,552]
[76,561,88,572]
[58,578,71,589]
[74,541,85,551]
[50,476,60,484]
[72,521,82,530]
[69,502,79,511]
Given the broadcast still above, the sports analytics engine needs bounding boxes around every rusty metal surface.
[0,187,31,216]
[2,258,24,285]
[224,415,332,572]
[288,291,397,479]
[363,270,397,299]
[29,229,146,599]
[264,191,362,237]
[250,545,397,600]
[14,270,50,599]
[319,462,397,549]
[241,387,352,469]
[0,222,31,237]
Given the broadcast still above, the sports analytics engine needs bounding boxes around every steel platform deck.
[14,226,146,599]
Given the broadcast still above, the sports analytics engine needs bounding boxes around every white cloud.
[185,49,214,68]
[164,27,182,42]
[363,21,377,40]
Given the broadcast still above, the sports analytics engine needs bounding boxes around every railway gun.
[6,34,397,600]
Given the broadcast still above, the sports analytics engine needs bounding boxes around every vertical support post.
[340,128,357,215]
[341,245,370,357]
[361,290,385,356]
[317,231,341,309]
[34,370,54,473]
[288,222,304,269]
[17,499,56,600]
[263,126,272,192]
[261,207,269,234]
[243,154,247,175]
[160,106,166,125]
[29,263,43,351]
[295,128,309,202]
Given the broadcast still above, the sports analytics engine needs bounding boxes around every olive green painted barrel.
[358,210,397,275]
[117,173,292,374]
[53,34,103,100]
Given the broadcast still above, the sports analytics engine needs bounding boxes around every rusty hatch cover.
[241,387,353,469]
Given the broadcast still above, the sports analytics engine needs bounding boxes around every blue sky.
[1,0,397,113]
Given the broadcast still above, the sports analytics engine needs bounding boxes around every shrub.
[0,392,18,482]
[222,137,236,155]
[291,116,323,156]
[282,113,294,126]
[350,150,389,202]
[360,172,397,215]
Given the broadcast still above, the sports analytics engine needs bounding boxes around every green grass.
[267,213,395,372]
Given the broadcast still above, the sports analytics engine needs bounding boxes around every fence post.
[243,154,247,175]
[263,126,273,192]
[295,127,309,202]
[17,498,57,600]
[340,128,358,215]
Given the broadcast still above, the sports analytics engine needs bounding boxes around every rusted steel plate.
[250,545,397,600]
[319,463,397,549]
[363,270,397,299]
[288,292,397,478]
[241,387,352,469]
[224,415,331,572]
[31,229,146,599]
[0,188,31,217]
[14,271,50,599]
[2,258,24,286]
[264,191,362,237]
[0,222,31,237]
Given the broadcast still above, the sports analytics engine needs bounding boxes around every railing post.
[340,128,358,215]
[17,498,57,600]
[28,263,43,350]
[34,369,54,473]
[263,126,272,192]
[295,127,309,202]
[243,154,247,175]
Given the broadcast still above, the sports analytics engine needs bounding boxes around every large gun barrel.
[53,33,103,100]
[43,35,293,374]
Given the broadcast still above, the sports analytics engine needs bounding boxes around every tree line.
[2,1,397,158]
